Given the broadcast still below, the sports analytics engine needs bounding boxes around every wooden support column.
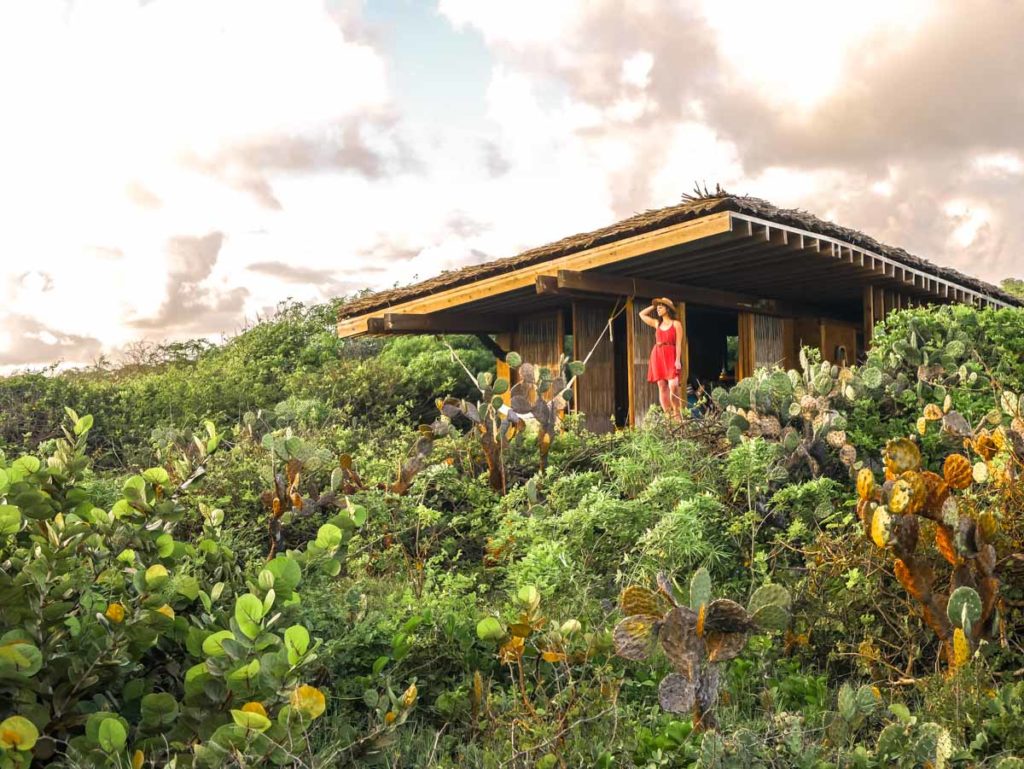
[737,312,756,381]
[863,285,875,347]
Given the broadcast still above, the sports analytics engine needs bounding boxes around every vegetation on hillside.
[1,300,1022,768]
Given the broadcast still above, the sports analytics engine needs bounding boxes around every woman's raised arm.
[638,303,659,328]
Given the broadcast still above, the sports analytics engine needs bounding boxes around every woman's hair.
[652,297,677,320]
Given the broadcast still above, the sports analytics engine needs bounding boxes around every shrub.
[0,413,356,767]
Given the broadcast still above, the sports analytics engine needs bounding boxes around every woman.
[639,297,684,421]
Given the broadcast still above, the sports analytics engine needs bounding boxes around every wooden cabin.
[337,195,1020,433]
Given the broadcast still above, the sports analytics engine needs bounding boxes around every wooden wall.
[572,301,616,433]
[514,311,564,380]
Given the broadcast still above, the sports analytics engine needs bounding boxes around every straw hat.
[651,297,675,311]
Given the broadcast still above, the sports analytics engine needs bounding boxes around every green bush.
[0,413,349,767]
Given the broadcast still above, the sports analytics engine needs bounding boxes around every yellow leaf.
[241,702,268,718]
[952,628,970,670]
[290,685,326,719]
[132,750,145,769]
[105,603,126,624]
[541,650,567,663]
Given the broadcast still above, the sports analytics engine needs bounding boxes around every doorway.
[685,306,740,398]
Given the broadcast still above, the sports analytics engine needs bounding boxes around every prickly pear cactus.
[612,569,790,730]
[715,355,860,477]
[855,395,1022,670]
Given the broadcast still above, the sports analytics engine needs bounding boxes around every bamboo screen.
[753,314,785,369]
[572,301,616,433]
[514,311,564,382]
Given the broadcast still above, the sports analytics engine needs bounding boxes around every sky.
[1,0,1023,370]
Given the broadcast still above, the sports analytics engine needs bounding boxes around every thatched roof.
[339,195,1021,318]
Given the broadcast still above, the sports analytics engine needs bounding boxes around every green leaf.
[142,467,170,485]
[176,576,201,601]
[12,456,41,476]
[0,639,43,677]
[73,414,94,436]
[231,708,271,732]
[98,717,127,753]
[838,683,856,722]
[235,594,265,639]
[141,692,179,726]
[476,617,504,642]
[202,630,236,657]
[350,505,367,527]
[144,564,170,589]
[689,568,712,610]
[0,715,39,751]
[0,504,22,536]
[888,703,912,723]
[264,561,299,593]
[122,475,146,502]
[227,659,261,685]
[285,625,310,665]
[0,468,9,495]
[517,585,540,612]
[156,533,175,558]
[314,523,343,552]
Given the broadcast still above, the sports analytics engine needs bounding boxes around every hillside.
[0,302,1022,768]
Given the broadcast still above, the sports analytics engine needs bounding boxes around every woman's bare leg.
[657,380,672,414]
[668,378,683,421]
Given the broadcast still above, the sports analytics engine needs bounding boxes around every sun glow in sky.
[1,0,1022,369]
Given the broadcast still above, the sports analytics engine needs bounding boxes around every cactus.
[855,397,1023,670]
[439,348,585,493]
[612,569,790,730]
[716,355,859,478]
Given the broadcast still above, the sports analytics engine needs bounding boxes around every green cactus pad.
[748,584,791,632]
[505,351,522,368]
[689,567,712,611]
[946,586,982,631]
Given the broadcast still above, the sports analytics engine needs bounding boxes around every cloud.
[437,0,1024,282]
[184,116,419,210]
[246,260,364,296]
[0,314,103,367]
[131,232,249,333]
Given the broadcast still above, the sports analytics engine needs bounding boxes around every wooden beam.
[863,285,874,347]
[553,269,830,320]
[337,211,733,337]
[374,312,517,334]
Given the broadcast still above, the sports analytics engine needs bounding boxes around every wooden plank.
[337,211,733,337]
[554,269,829,319]
[863,285,875,347]
[626,298,636,426]
[378,312,516,333]
[572,300,617,433]
[737,312,755,380]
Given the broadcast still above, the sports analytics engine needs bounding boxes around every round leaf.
[235,594,265,639]
[0,715,38,751]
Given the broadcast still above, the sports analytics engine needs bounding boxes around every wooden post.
[737,312,756,380]
[626,298,636,426]
[863,285,875,348]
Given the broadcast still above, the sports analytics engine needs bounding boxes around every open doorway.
[685,306,740,399]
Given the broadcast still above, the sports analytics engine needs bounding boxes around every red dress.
[648,323,679,382]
